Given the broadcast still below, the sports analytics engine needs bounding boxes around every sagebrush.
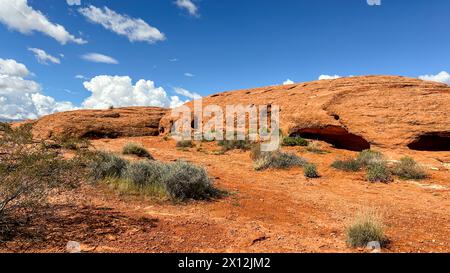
[281,137,308,147]
[391,157,427,180]
[122,143,154,159]
[346,209,387,247]
[254,151,307,171]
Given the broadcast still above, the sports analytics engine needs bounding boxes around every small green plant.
[391,156,427,180]
[162,161,222,201]
[88,151,129,182]
[346,209,386,248]
[122,143,154,159]
[357,150,384,166]
[306,142,328,154]
[304,163,320,178]
[56,136,90,150]
[176,140,194,148]
[123,160,166,187]
[218,139,252,152]
[281,136,308,147]
[331,159,362,172]
[366,161,392,183]
[254,151,308,171]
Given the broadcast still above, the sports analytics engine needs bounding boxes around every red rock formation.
[32,107,168,140]
[160,76,450,151]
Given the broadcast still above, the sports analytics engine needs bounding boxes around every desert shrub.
[162,161,221,201]
[0,122,11,133]
[56,136,90,150]
[0,125,83,238]
[176,140,194,148]
[104,176,167,199]
[357,150,384,166]
[122,143,154,159]
[306,142,328,154]
[0,123,33,144]
[366,161,392,183]
[218,139,252,152]
[391,156,427,180]
[304,163,320,178]
[88,151,128,182]
[281,136,308,147]
[123,160,166,187]
[346,209,386,248]
[331,159,362,172]
[254,151,308,171]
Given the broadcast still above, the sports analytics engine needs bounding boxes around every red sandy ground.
[1,136,449,253]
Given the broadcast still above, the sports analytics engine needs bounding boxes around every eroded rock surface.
[160,76,450,151]
[32,107,168,140]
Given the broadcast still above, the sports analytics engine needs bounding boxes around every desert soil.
[1,136,449,253]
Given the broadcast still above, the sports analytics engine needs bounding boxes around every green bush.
[304,163,320,178]
[162,161,221,201]
[391,156,427,180]
[218,139,252,152]
[0,122,12,133]
[86,152,222,201]
[331,159,362,172]
[346,209,386,247]
[122,143,154,159]
[254,151,308,171]
[0,124,83,238]
[357,150,384,166]
[306,142,328,154]
[281,136,308,147]
[56,136,90,150]
[367,161,392,183]
[123,160,166,187]
[88,152,128,182]
[176,140,194,148]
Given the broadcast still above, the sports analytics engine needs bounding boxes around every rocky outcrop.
[160,76,450,151]
[32,107,168,140]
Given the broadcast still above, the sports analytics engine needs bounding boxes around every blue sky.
[0,0,449,120]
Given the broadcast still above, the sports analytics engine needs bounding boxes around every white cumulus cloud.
[0,0,86,45]
[367,0,381,6]
[0,58,29,77]
[318,74,341,80]
[184,72,195,77]
[175,0,199,17]
[79,5,165,44]
[173,87,201,100]
[28,47,60,65]
[418,71,450,85]
[0,58,75,120]
[81,53,118,64]
[66,0,81,6]
[81,75,185,109]
[283,79,294,85]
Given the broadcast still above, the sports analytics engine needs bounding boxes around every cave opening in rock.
[290,126,370,152]
[407,132,450,151]
[81,131,120,139]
